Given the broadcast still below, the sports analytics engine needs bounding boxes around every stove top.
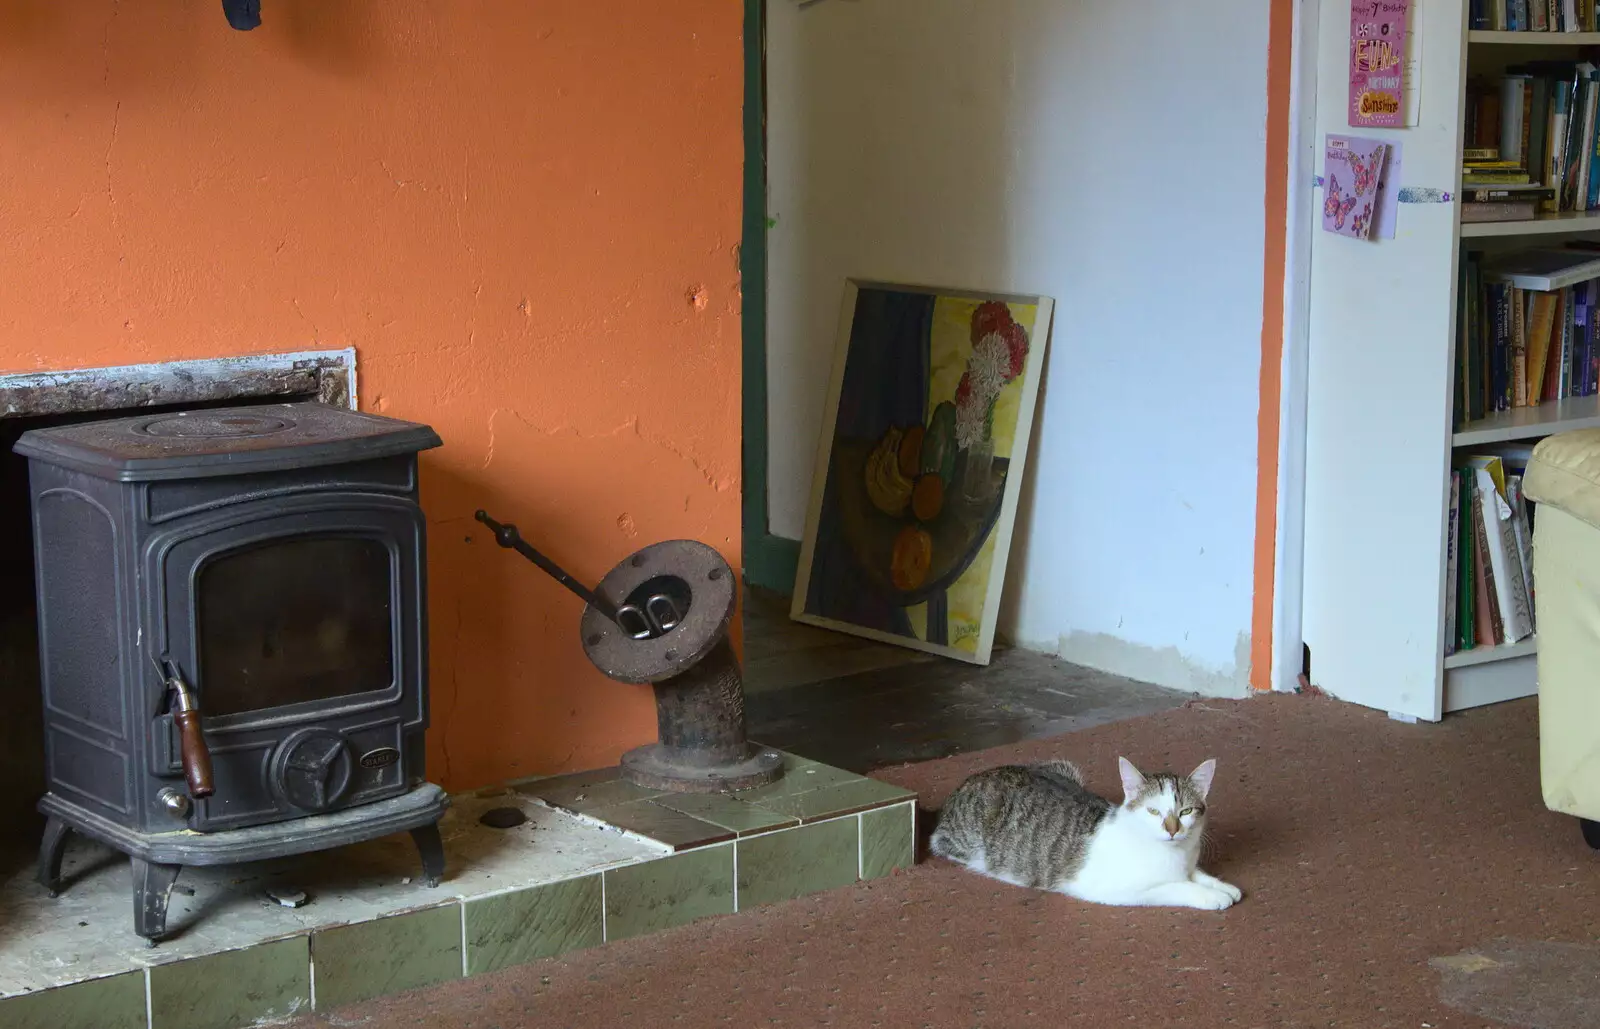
[13,401,441,481]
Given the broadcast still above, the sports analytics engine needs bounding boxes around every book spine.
[1530,77,1552,184]
[1579,78,1598,210]
[1512,287,1528,408]
[1592,316,1600,394]
[1460,471,1477,651]
[1488,471,1535,643]
[1588,95,1600,208]
[1456,263,1469,432]
[1472,257,1484,419]
[1571,285,1586,395]
[1566,72,1586,208]
[1489,284,1503,411]
[1547,83,1568,212]
[1527,293,1549,405]
[1584,299,1592,397]
[1473,486,1503,646]
[1507,474,1536,631]
[1476,467,1530,643]
[1502,77,1527,164]
[1585,287,1596,396]
[1446,470,1461,656]
[1523,81,1536,167]
[1561,291,1574,400]
[1589,299,1599,394]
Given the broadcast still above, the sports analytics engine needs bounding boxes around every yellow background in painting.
[905,296,1039,652]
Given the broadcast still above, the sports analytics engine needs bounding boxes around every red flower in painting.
[970,300,1013,345]
[955,371,973,407]
[1000,322,1029,378]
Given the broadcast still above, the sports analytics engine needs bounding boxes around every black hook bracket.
[222,0,262,31]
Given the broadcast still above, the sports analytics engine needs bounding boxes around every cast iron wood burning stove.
[13,401,448,942]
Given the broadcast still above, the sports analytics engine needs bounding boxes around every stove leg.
[37,815,72,897]
[410,824,445,888]
[130,857,182,945]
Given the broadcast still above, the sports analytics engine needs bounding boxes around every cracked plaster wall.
[0,1,744,790]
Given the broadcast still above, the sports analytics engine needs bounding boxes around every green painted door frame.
[742,0,801,595]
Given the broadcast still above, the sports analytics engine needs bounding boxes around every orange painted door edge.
[1250,0,1295,692]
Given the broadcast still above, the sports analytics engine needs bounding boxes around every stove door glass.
[196,535,395,717]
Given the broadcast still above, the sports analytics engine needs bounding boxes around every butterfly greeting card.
[1322,135,1388,240]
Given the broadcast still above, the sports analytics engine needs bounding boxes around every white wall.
[765,0,1270,695]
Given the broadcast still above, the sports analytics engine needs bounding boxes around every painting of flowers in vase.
[791,280,1053,664]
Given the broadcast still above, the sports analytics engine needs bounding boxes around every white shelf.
[1462,211,1600,237]
[1453,395,1600,445]
[1444,635,1536,669]
[1468,30,1600,44]
[1443,643,1538,713]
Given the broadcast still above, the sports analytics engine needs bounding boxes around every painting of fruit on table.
[791,280,1053,664]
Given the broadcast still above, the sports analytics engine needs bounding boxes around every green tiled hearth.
[311,904,463,1010]
[604,845,736,941]
[464,874,604,975]
[148,937,310,1029]
[0,754,916,1028]
[861,802,917,880]
[517,749,913,851]
[737,816,860,908]
[0,970,146,1029]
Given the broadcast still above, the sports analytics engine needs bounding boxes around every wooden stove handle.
[159,656,215,801]
[174,709,215,799]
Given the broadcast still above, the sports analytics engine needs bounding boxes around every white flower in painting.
[956,393,997,449]
[968,333,1012,398]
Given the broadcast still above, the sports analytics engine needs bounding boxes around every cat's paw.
[1189,886,1235,911]
[1191,871,1243,904]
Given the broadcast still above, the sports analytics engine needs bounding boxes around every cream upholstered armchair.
[1523,428,1600,851]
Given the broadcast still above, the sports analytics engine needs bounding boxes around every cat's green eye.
[1146,807,1159,815]
[1180,807,1194,816]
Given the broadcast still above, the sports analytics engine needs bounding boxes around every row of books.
[1463,60,1600,216]
[1472,0,1600,32]
[1446,452,1536,657]
[1455,249,1600,429]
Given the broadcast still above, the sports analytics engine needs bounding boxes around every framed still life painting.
[791,280,1053,665]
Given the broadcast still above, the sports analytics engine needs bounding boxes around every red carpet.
[293,694,1600,1028]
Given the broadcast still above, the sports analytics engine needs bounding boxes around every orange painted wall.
[0,1,745,790]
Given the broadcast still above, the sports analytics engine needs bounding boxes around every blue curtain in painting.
[802,287,933,636]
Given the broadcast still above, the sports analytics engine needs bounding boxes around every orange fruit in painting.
[911,473,945,522]
[897,424,925,479]
[890,525,933,591]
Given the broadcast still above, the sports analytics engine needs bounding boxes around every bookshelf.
[1303,3,1600,721]
[1453,394,1600,445]
[1468,30,1600,44]
[1462,210,1600,236]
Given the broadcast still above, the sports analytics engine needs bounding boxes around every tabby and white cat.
[928,756,1242,910]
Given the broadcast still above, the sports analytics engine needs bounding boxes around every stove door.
[146,494,426,831]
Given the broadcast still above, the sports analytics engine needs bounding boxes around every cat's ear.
[1189,759,1217,799]
[1117,756,1145,800]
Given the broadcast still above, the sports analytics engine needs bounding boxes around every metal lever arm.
[475,510,621,623]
